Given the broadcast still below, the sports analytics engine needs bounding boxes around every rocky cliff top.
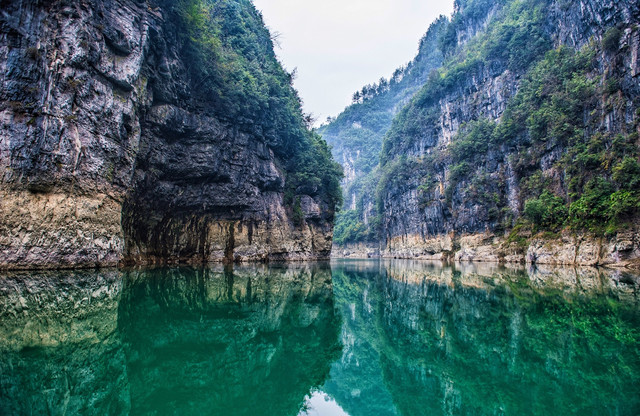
[0,0,342,269]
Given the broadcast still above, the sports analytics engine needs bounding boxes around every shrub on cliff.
[172,0,343,211]
[524,191,567,229]
[285,132,344,212]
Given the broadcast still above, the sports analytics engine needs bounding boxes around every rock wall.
[380,228,640,269]
[332,241,382,259]
[0,0,333,269]
[377,0,640,267]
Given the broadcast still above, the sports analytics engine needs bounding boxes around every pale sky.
[251,0,455,124]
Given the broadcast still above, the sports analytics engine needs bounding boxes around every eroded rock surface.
[0,0,334,269]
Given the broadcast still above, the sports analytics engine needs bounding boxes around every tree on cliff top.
[173,0,343,211]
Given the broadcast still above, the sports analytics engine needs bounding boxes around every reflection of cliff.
[373,261,640,416]
[0,264,340,416]
[324,260,640,416]
[324,264,398,416]
[118,264,341,416]
[0,270,128,415]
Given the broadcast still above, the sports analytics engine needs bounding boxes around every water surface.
[0,260,638,415]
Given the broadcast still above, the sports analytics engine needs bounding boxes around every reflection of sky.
[300,391,350,416]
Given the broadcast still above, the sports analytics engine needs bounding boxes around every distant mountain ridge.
[319,16,448,246]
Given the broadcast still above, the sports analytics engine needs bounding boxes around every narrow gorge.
[1,0,640,270]
[1,2,639,414]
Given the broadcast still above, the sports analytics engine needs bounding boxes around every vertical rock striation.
[372,0,640,267]
[0,0,337,269]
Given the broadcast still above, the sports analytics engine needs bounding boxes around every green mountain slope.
[324,0,640,265]
[319,17,448,246]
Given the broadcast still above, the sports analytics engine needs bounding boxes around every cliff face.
[319,18,447,246]
[0,0,339,269]
[371,0,640,267]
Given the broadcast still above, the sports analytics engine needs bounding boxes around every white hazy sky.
[251,0,455,123]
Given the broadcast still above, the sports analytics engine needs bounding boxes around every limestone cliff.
[330,0,640,267]
[0,0,341,269]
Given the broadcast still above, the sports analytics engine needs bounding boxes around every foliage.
[449,119,497,163]
[523,191,567,229]
[376,156,435,214]
[569,177,639,229]
[382,0,552,161]
[504,46,638,231]
[327,0,639,240]
[333,210,370,245]
[173,0,343,212]
[378,9,640,236]
[285,132,344,212]
[291,197,304,226]
[321,15,447,178]
[501,46,597,148]
[176,0,305,147]
[612,156,640,190]
[438,15,460,56]
[602,26,622,53]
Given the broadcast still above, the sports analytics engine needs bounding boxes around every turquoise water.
[0,260,638,415]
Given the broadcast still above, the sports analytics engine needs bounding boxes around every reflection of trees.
[325,260,639,416]
[1,260,637,416]
[118,263,341,416]
[0,270,129,416]
[373,262,640,416]
[324,264,399,416]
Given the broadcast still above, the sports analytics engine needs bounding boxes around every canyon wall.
[0,0,338,269]
[327,0,640,267]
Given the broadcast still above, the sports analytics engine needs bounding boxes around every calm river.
[0,260,638,415]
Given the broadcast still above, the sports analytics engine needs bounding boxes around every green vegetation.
[332,210,369,246]
[506,46,640,232]
[374,0,640,238]
[602,26,622,52]
[449,119,497,163]
[502,46,597,149]
[524,190,567,229]
[284,131,344,214]
[173,0,343,212]
[382,0,551,162]
[321,16,448,244]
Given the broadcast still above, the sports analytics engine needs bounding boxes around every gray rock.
[0,0,333,269]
